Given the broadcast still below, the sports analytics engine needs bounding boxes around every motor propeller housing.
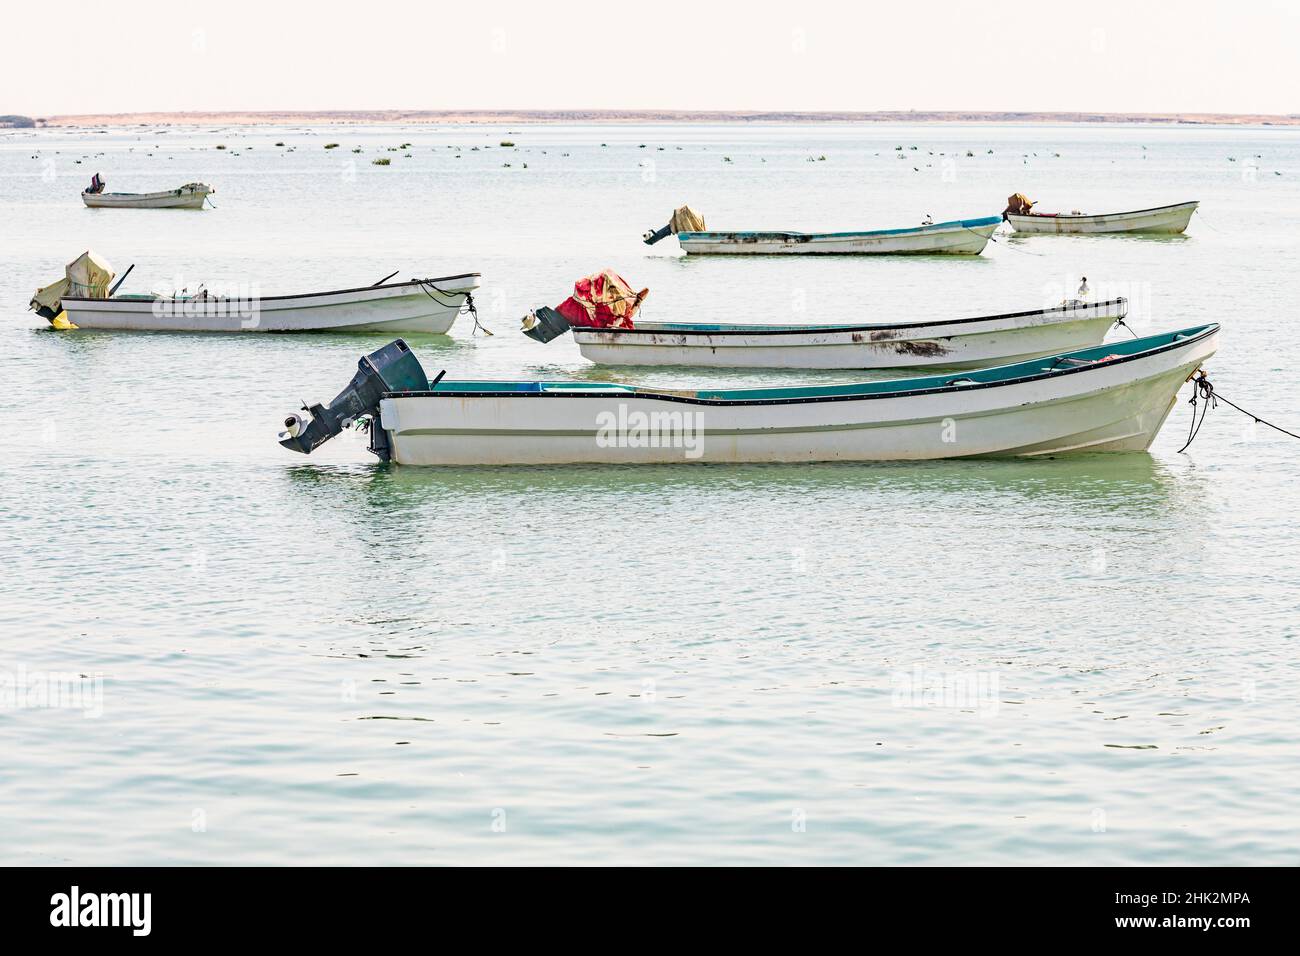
[643,223,673,245]
[277,339,429,460]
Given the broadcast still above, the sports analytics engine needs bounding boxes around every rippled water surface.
[1,122,1298,864]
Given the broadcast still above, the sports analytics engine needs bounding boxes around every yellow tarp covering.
[31,277,71,314]
[669,205,706,233]
[30,250,114,321]
[67,250,115,298]
[1004,193,1036,216]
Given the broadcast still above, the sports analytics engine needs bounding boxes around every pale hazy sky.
[6,0,1299,115]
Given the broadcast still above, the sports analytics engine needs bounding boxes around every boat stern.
[278,339,430,460]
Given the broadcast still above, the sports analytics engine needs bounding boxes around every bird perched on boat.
[1078,277,1090,298]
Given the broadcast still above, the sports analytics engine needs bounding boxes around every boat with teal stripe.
[279,324,1219,465]
[669,216,1002,255]
[562,298,1128,369]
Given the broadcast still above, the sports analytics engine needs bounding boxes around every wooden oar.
[372,270,400,286]
[108,264,135,296]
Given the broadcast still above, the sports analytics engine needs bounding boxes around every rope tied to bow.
[961,223,1045,257]
[417,280,492,335]
[1178,369,1300,453]
[1177,369,1217,453]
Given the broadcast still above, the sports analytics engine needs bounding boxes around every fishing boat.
[642,205,1001,255]
[81,176,215,209]
[547,298,1130,370]
[278,324,1219,465]
[1003,197,1198,235]
[30,251,481,333]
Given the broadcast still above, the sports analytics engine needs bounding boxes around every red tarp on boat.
[555,270,648,329]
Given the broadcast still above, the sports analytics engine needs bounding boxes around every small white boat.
[1005,201,1198,235]
[82,182,215,209]
[642,206,1001,255]
[32,253,481,333]
[560,298,1128,369]
[678,217,1001,255]
[61,277,481,333]
[279,324,1219,465]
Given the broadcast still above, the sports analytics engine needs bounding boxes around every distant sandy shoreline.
[25,109,1300,128]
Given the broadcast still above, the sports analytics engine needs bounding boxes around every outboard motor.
[520,306,572,343]
[278,339,430,461]
[1003,192,1035,219]
[521,271,648,346]
[642,223,674,246]
[643,204,705,245]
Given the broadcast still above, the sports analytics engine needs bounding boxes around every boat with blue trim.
[278,324,1219,465]
[643,206,1002,255]
[558,298,1130,369]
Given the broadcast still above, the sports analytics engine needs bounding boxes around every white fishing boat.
[82,178,214,210]
[1004,200,1198,235]
[642,205,1001,255]
[680,217,1001,255]
[279,324,1219,465]
[554,298,1129,369]
[30,252,481,333]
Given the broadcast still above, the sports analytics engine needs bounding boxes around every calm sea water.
[1,122,1298,865]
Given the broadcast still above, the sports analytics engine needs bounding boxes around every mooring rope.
[1178,370,1217,453]
[1178,369,1300,452]
[417,280,492,335]
[963,223,1045,256]
[1114,316,1140,339]
[1193,207,1225,233]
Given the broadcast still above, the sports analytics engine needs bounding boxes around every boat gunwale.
[60,273,483,305]
[83,187,213,199]
[678,215,1003,242]
[574,298,1128,338]
[1007,201,1199,222]
[392,324,1218,408]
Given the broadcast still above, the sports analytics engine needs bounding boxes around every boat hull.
[377,326,1218,465]
[573,299,1126,369]
[82,186,213,209]
[60,275,480,333]
[677,217,1000,255]
[1006,202,1198,235]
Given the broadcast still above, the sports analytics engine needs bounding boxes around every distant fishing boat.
[534,298,1130,370]
[643,205,1001,255]
[30,251,480,333]
[81,174,214,209]
[278,324,1219,465]
[1003,195,1198,235]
